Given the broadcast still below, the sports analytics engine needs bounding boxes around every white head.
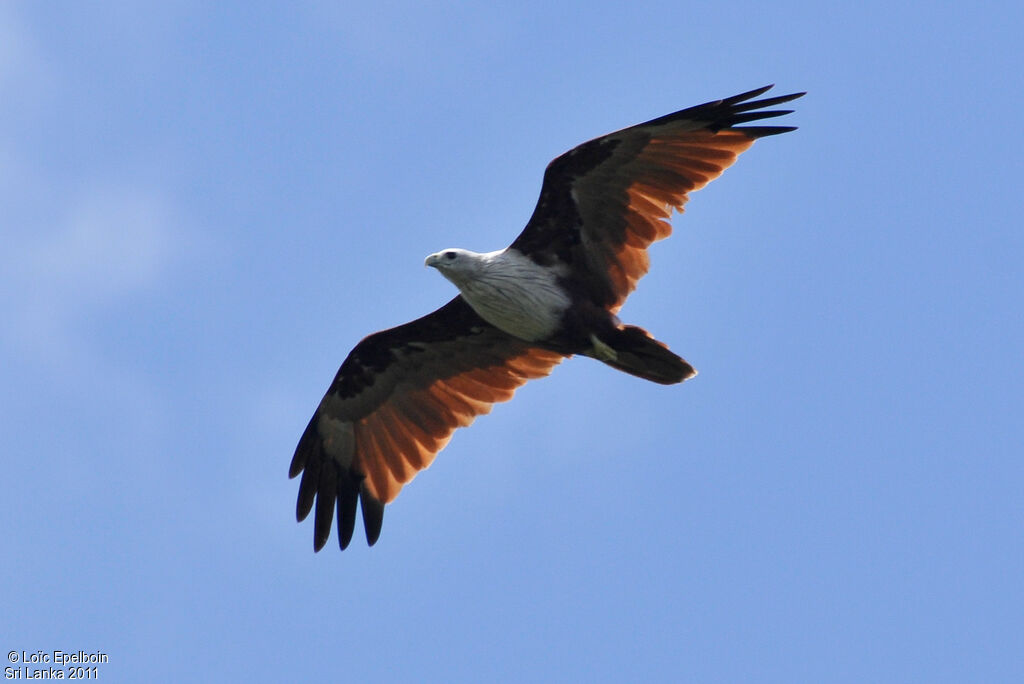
[424,248,483,288]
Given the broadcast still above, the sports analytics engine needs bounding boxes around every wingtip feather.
[337,473,359,550]
[295,458,320,522]
[360,487,385,546]
[289,415,319,479]
[313,466,338,552]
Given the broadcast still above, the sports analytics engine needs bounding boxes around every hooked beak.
[424,252,441,268]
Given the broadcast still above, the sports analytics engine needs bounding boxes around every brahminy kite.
[291,85,803,551]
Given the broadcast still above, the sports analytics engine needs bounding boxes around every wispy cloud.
[0,4,51,94]
[0,7,186,508]
[0,5,178,368]
[33,187,169,289]
[2,185,175,363]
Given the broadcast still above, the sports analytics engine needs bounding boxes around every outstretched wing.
[289,296,563,551]
[510,85,804,311]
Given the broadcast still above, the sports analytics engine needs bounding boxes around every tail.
[591,325,696,385]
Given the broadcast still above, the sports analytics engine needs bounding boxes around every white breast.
[457,250,570,342]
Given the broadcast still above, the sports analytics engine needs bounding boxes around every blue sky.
[2,1,1021,681]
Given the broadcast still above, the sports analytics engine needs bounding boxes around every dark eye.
[444,251,456,260]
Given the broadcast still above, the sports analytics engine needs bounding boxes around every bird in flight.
[290,85,803,551]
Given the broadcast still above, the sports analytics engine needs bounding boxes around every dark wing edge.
[289,296,563,552]
[636,84,805,137]
[511,85,804,310]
